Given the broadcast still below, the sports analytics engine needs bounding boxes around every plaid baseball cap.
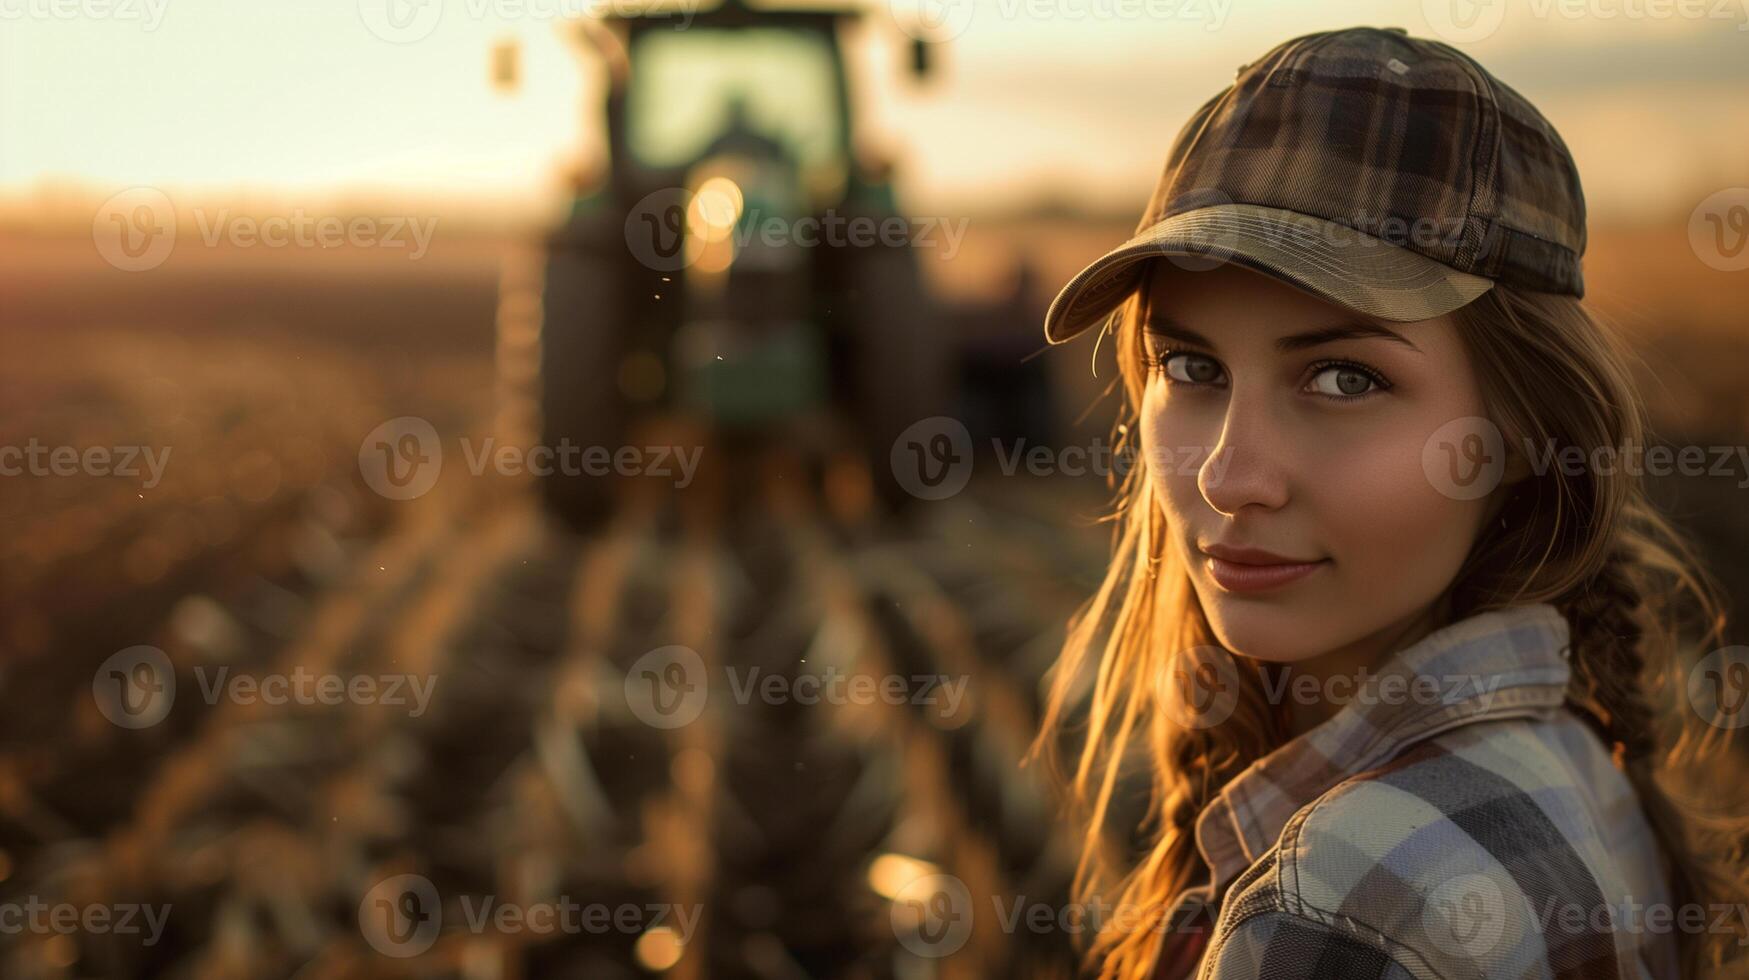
[1043,26,1587,345]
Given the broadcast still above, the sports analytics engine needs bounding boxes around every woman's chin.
[1200,602,1339,666]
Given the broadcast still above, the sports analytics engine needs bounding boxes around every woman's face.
[1139,261,1504,668]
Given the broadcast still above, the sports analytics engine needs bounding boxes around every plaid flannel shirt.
[1154,602,1679,980]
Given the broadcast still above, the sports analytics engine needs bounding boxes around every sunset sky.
[3,0,1747,224]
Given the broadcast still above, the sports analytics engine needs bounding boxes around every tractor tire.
[849,236,955,516]
[538,236,630,532]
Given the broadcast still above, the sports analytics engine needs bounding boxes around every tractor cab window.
[624,27,844,175]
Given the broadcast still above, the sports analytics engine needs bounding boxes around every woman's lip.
[1204,555,1328,593]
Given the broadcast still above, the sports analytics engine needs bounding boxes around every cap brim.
[1042,203,1495,344]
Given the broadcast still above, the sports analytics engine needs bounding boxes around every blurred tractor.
[527,0,960,528]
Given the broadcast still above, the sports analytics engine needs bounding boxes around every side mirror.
[910,36,934,80]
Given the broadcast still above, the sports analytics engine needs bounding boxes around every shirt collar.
[1188,601,1573,904]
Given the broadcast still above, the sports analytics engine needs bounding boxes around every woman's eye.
[1308,364,1382,398]
[1160,352,1224,385]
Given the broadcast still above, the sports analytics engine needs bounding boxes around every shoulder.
[1198,726,1636,979]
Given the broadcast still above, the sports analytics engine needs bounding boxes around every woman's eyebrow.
[1144,315,1421,354]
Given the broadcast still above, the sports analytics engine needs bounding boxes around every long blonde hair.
[1030,276,1749,978]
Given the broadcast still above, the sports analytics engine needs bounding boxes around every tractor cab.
[527,0,951,527]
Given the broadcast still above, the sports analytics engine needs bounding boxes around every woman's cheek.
[1139,380,1204,518]
[1314,421,1484,600]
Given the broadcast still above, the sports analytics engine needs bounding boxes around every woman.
[1031,26,1747,980]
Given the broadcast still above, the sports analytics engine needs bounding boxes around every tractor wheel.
[849,238,955,516]
[537,238,629,532]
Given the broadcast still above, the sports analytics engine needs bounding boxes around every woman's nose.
[1196,396,1292,516]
